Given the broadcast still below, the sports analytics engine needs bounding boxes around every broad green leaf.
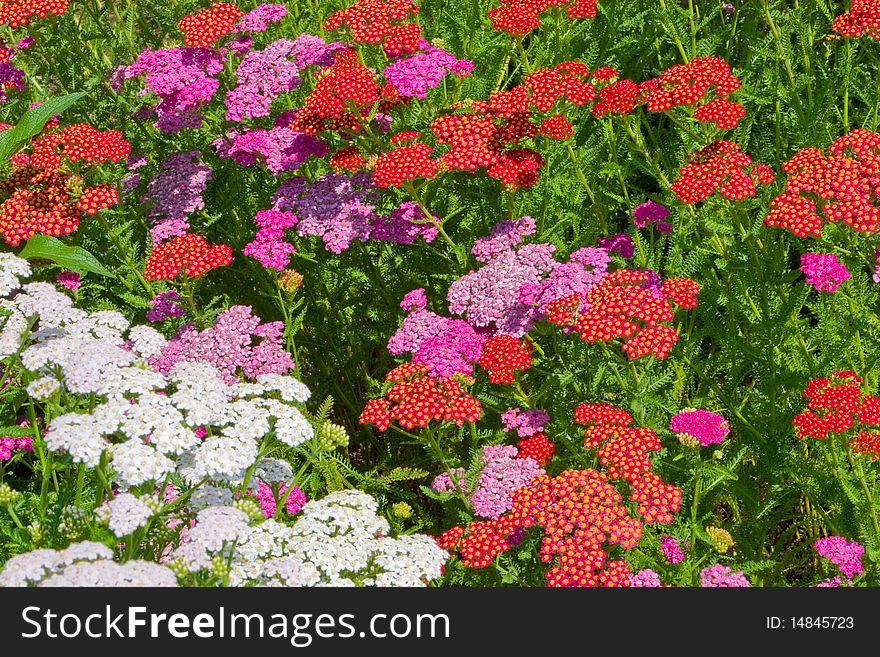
[18,234,115,278]
[0,91,87,162]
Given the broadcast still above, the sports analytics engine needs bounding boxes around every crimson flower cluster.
[323,0,420,58]
[0,0,68,29]
[669,140,774,204]
[764,128,880,237]
[359,362,482,432]
[0,123,130,246]
[792,371,880,459]
[477,335,532,384]
[143,232,233,281]
[177,2,244,47]
[832,1,880,39]
[486,0,597,36]
[544,269,699,360]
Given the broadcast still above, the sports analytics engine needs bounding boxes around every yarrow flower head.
[147,290,184,323]
[700,563,750,587]
[501,407,550,438]
[791,371,880,441]
[669,408,730,447]
[800,253,851,292]
[659,535,685,564]
[143,233,233,281]
[631,200,672,233]
[814,536,865,579]
[670,140,774,204]
[178,2,243,47]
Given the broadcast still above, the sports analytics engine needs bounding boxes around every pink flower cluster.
[631,200,672,233]
[149,305,294,384]
[700,564,750,587]
[242,209,298,270]
[629,568,661,587]
[431,444,544,518]
[799,253,851,293]
[501,407,550,438]
[814,536,865,579]
[669,409,730,446]
[659,535,685,564]
[382,40,474,99]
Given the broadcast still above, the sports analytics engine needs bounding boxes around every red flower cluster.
[437,469,640,587]
[670,140,774,204]
[486,0,597,37]
[143,233,233,281]
[792,371,880,441]
[641,57,744,129]
[427,62,595,189]
[0,0,68,28]
[291,50,382,136]
[0,123,130,246]
[517,432,556,466]
[372,143,439,188]
[359,362,482,431]
[328,146,366,172]
[546,269,699,360]
[832,0,880,39]
[324,0,420,57]
[850,431,880,459]
[477,335,532,384]
[764,129,880,238]
[575,402,682,522]
[177,2,243,47]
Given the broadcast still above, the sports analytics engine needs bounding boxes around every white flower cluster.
[95,492,158,538]
[0,541,177,587]
[0,267,315,492]
[170,490,448,587]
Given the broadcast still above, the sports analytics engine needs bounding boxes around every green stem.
[5,503,24,530]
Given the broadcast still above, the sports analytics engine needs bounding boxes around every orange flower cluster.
[764,128,880,237]
[832,0,880,39]
[324,0,420,57]
[545,269,699,360]
[0,123,129,246]
[177,2,243,47]
[670,140,774,204]
[486,0,597,36]
[143,233,233,281]
[359,362,482,432]
[0,0,68,28]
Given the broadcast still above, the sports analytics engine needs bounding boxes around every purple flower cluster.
[518,247,610,315]
[471,216,536,263]
[142,151,212,225]
[669,408,730,447]
[0,62,25,103]
[243,210,299,271]
[382,41,474,99]
[288,33,348,69]
[431,445,544,518]
[447,243,557,336]
[629,569,662,587]
[700,564,750,587]
[501,407,550,438]
[814,536,864,579]
[659,535,685,564]
[632,200,672,233]
[147,290,184,323]
[214,126,327,175]
[800,253,851,293]
[149,305,294,384]
[597,233,635,258]
[234,3,288,33]
[273,173,377,254]
[225,39,302,122]
[370,202,439,245]
[112,47,223,133]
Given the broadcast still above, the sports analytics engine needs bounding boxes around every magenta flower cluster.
[382,40,474,99]
[431,445,544,518]
[251,481,306,518]
[0,435,31,461]
[814,536,864,579]
[242,209,299,270]
[387,307,485,378]
[149,305,294,384]
[800,253,851,293]
[632,200,672,233]
[659,535,685,564]
[214,126,327,175]
[669,408,730,446]
[147,290,184,323]
[700,564,750,587]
